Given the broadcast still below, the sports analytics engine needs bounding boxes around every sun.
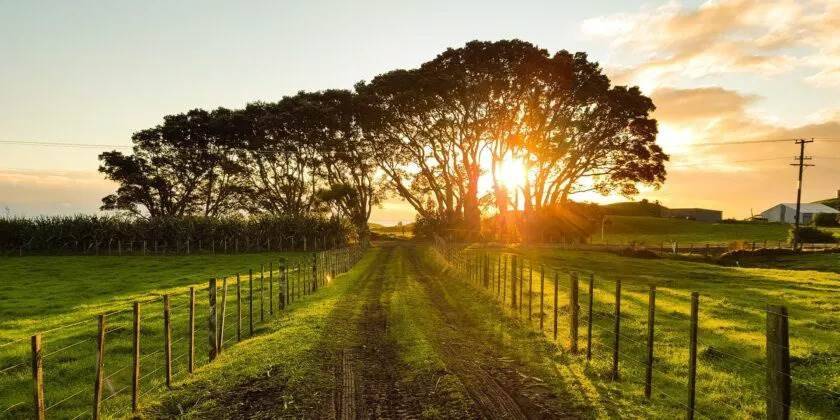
[498,156,526,190]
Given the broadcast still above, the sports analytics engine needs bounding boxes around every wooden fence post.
[502,256,507,305]
[130,301,141,412]
[553,272,559,341]
[539,266,545,331]
[31,334,45,420]
[208,279,217,362]
[519,260,524,314]
[766,305,790,420]
[483,254,490,288]
[687,292,699,420]
[283,264,289,309]
[260,266,265,322]
[269,262,274,316]
[528,264,533,322]
[278,262,286,310]
[611,280,621,381]
[188,288,195,374]
[569,272,579,353]
[587,274,594,361]
[645,286,656,399]
[510,256,517,309]
[163,294,172,388]
[248,270,254,335]
[218,278,228,353]
[236,274,242,342]
[297,262,302,302]
[497,255,502,299]
[312,253,318,292]
[92,314,106,420]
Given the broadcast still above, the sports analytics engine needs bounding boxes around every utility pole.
[791,138,814,251]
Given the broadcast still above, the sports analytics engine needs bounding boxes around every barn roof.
[772,203,840,213]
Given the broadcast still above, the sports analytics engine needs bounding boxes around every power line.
[0,140,131,149]
[689,138,797,147]
[668,156,790,168]
[4,136,840,150]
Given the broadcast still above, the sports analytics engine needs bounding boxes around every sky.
[1,0,838,224]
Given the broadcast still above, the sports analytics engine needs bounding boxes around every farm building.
[759,203,839,224]
[663,208,723,222]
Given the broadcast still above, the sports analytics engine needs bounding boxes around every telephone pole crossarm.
[791,138,814,251]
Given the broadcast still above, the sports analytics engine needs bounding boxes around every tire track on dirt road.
[333,243,423,419]
[405,246,579,420]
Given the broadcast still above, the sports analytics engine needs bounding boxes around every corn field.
[0,215,350,255]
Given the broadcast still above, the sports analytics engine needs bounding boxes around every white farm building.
[759,203,839,224]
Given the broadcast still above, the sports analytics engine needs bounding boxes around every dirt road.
[326,243,580,419]
[165,243,582,419]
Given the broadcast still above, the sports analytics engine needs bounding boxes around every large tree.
[360,40,667,236]
[231,91,383,239]
[357,69,468,228]
[233,101,322,217]
[501,49,667,212]
[298,90,384,241]
[99,108,248,218]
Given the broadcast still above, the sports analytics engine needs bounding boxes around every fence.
[436,244,839,419]
[3,235,348,257]
[0,245,365,419]
[537,239,840,257]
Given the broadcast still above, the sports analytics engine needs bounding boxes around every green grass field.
[0,251,323,418]
[147,244,592,418]
[595,216,790,245]
[3,244,838,418]
[458,245,840,418]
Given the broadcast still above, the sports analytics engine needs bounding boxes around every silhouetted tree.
[99,108,248,218]
[359,40,667,237]
[233,101,322,217]
[296,90,384,241]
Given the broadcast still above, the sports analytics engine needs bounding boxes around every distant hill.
[369,222,414,234]
[602,200,666,217]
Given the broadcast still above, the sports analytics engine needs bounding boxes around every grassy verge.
[595,216,789,245]
[455,245,840,418]
[146,248,375,418]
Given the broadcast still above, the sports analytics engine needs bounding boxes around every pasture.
[594,216,790,246]
[0,251,316,418]
[454,244,840,418]
[3,243,838,419]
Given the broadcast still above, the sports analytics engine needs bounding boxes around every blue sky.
[1,0,838,222]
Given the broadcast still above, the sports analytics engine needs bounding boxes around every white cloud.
[581,0,839,89]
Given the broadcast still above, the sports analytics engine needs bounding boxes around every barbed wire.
[0,360,27,374]
[43,337,93,359]
[2,401,25,415]
[45,388,87,412]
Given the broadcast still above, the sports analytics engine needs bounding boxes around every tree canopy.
[99,39,667,241]
[357,40,666,237]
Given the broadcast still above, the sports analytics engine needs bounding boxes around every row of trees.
[100,91,381,238]
[100,40,668,240]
